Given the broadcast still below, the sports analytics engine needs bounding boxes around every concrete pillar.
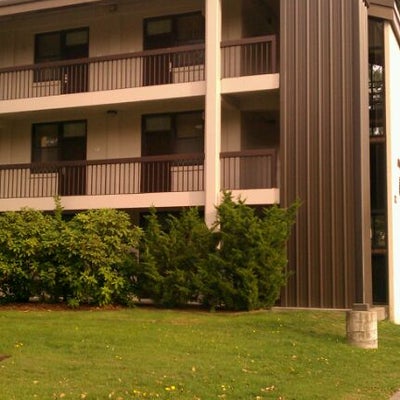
[204,0,222,227]
[346,304,378,349]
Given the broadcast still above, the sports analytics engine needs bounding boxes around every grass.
[0,307,399,400]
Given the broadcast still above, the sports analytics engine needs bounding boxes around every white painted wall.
[385,23,400,324]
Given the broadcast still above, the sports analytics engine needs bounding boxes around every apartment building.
[0,0,399,322]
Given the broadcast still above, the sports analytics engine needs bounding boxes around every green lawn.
[0,307,399,400]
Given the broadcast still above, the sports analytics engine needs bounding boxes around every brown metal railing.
[0,154,205,199]
[0,150,278,199]
[221,35,278,78]
[0,36,278,101]
[0,44,205,100]
[220,149,278,190]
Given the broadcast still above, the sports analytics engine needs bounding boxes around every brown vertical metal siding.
[280,0,371,308]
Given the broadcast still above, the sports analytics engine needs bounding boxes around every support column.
[385,22,400,324]
[204,0,222,227]
[352,0,372,306]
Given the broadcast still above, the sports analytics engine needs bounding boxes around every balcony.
[221,35,278,78]
[0,36,277,101]
[0,150,278,201]
[220,149,278,189]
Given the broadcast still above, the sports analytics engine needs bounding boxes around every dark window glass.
[144,12,204,50]
[32,121,86,164]
[34,28,88,82]
[142,111,204,156]
[368,20,384,137]
[175,112,204,154]
[370,143,386,211]
[35,32,61,62]
[32,123,59,163]
[175,13,205,45]
[368,18,388,305]
[35,28,88,63]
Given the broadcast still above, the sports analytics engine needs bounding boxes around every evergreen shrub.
[137,193,299,311]
[134,207,215,307]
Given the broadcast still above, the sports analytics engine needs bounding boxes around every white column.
[204,0,222,227]
[385,23,400,324]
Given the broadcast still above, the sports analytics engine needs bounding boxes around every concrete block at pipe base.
[372,306,387,321]
[346,310,378,349]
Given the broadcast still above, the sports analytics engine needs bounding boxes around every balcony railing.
[0,44,205,100]
[221,149,278,190]
[0,35,278,101]
[221,35,278,78]
[0,154,205,199]
[0,150,278,199]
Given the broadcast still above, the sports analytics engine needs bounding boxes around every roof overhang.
[0,0,103,17]
[369,0,400,43]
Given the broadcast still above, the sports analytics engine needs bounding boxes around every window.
[34,27,89,82]
[368,21,384,138]
[35,28,89,64]
[368,18,388,305]
[175,112,204,154]
[32,123,59,163]
[144,12,204,50]
[141,111,204,193]
[175,13,205,46]
[32,121,87,164]
[142,111,204,156]
[143,12,204,85]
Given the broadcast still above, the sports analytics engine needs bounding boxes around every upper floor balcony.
[0,149,279,211]
[0,35,278,103]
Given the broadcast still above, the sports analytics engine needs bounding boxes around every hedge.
[0,194,298,310]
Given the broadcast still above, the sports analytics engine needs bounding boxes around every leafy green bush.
[0,208,58,302]
[60,208,142,306]
[0,203,141,306]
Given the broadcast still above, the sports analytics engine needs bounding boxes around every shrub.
[0,203,142,307]
[61,208,142,306]
[135,207,215,307]
[0,194,298,310]
[137,194,298,311]
[0,208,58,302]
[201,192,299,311]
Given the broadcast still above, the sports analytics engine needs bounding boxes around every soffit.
[0,0,104,17]
[369,0,400,43]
